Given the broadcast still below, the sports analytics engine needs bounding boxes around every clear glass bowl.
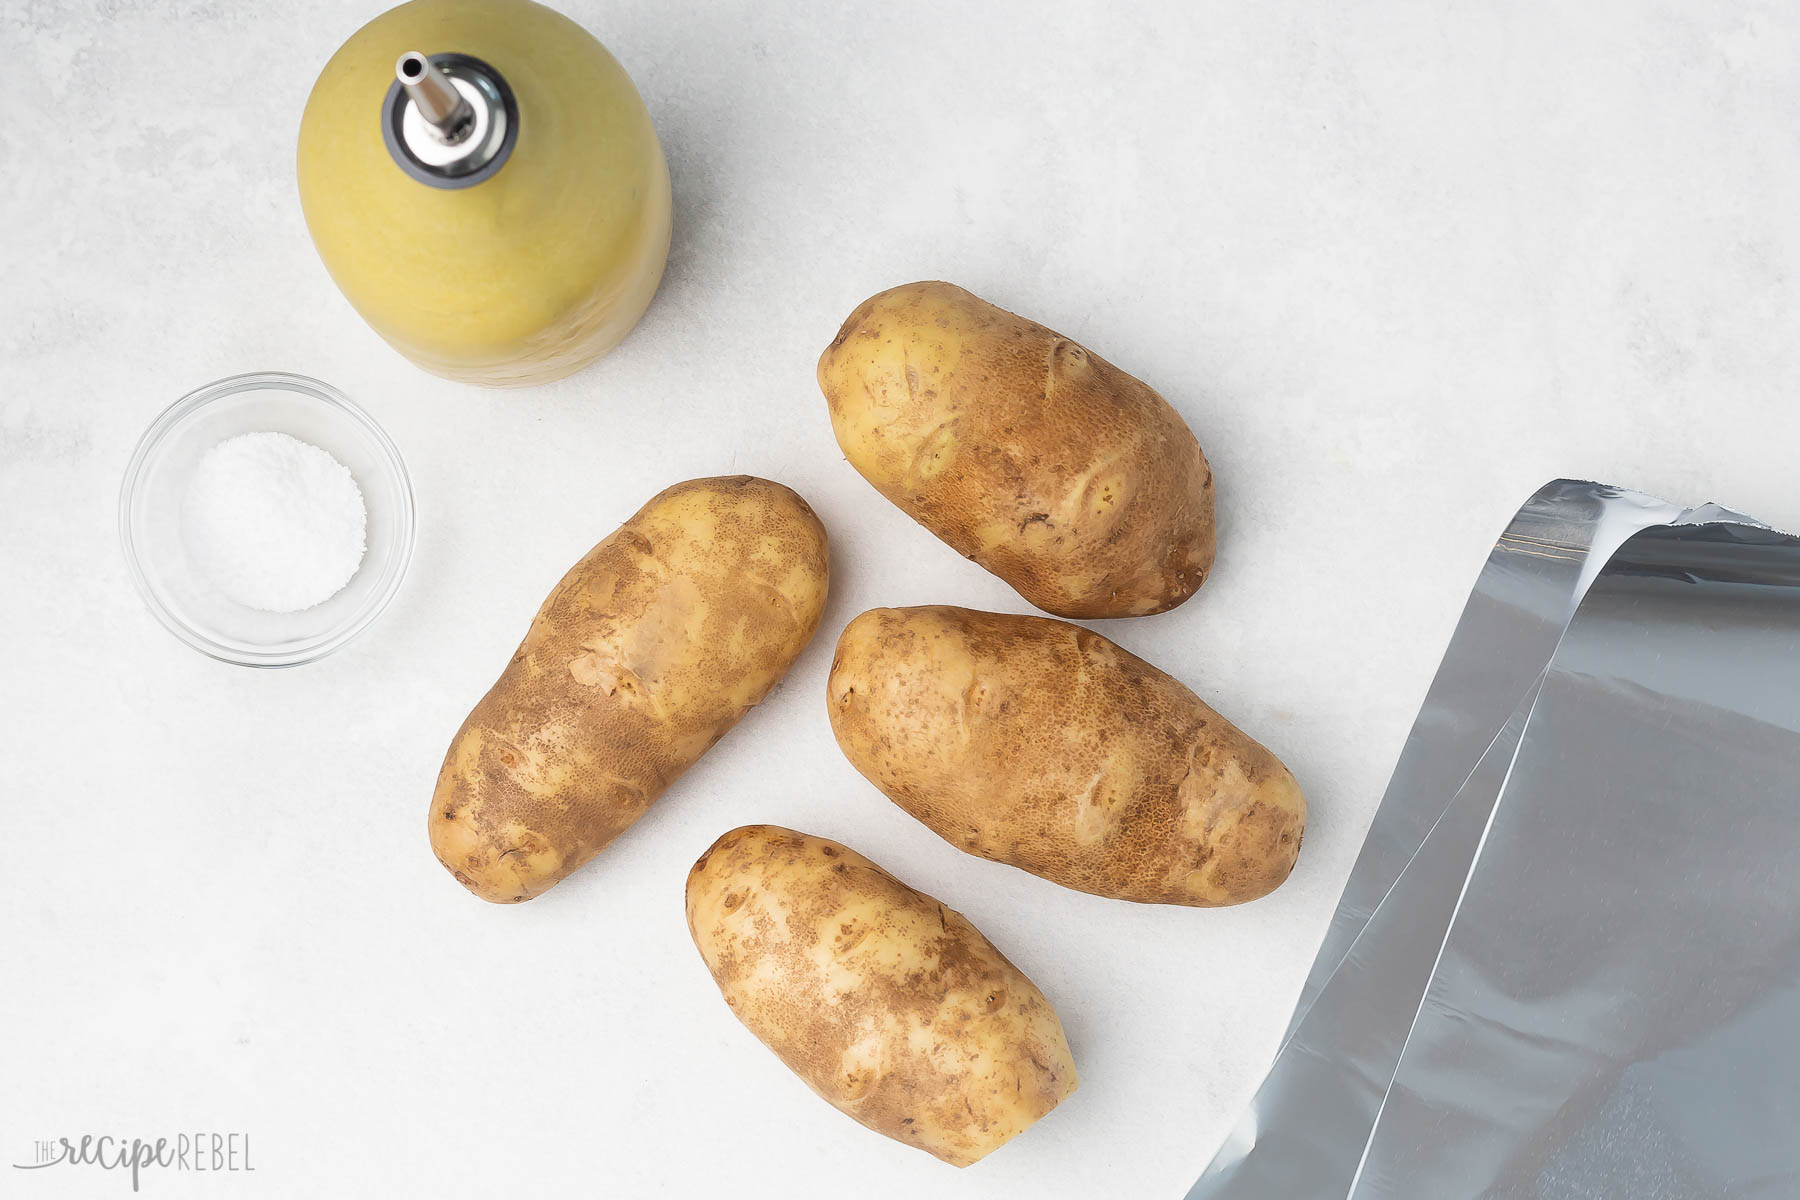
[119,372,416,667]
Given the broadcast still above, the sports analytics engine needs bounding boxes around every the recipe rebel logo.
[13,1131,255,1191]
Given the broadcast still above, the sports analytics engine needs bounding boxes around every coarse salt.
[182,431,368,613]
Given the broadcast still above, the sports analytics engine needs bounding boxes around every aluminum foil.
[1190,481,1798,1199]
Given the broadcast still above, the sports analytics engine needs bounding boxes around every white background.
[4,1,1798,1197]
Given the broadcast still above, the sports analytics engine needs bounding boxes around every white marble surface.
[4,1,1798,1196]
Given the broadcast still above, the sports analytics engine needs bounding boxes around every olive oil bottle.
[298,0,672,386]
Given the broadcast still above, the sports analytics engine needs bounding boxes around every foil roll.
[1191,481,1796,1199]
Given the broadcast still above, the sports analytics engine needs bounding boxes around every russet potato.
[827,605,1305,906]
[685,824,1078,1166]
[430,477,829,903]
[818,281,1215,618]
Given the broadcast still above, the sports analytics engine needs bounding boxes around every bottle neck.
[381,52,518,189]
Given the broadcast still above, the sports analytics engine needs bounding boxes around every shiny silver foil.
[1191,481,1798,1199]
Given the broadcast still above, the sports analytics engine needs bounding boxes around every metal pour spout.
[383,51,516,187]
[396,51,474,143]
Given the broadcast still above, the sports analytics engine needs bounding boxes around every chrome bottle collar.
[382,52,518,189]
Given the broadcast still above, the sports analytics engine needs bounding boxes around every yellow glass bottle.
[297,0,672,387]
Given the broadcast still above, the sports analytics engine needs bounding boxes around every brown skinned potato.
[827,606,1305,907]
[686,825,1078,1166]
[430,477,829,903]
[818,281,1215,618]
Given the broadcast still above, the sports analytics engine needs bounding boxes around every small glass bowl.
[119,372,416,667]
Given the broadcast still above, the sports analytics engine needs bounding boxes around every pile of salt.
[181,432,368,613]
